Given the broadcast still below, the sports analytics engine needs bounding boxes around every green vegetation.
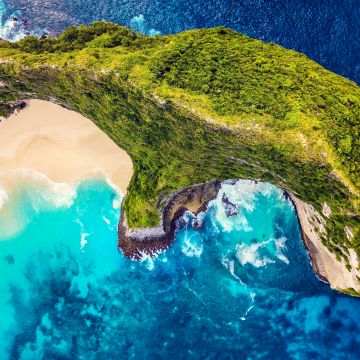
[0,22,359,266]
[339,288,360,297]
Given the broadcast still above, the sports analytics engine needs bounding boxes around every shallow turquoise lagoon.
[0,175,359,359]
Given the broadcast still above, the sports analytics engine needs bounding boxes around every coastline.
[284,192,329,284]
[118,180,221,259]
[119,180,360,293]
[0,100,358,293]
[288,193,360,291]
[0,99,133,195]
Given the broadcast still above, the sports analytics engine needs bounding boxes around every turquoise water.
[0,175,359,359]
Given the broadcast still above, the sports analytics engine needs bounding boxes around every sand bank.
[0,99,133,195]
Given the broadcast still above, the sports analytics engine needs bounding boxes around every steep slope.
[0,22,359,292]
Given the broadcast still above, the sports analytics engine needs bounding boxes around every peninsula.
[0,22,359,294]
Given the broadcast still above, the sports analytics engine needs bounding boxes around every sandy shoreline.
[0,99,133,195]
[1,99,358,292]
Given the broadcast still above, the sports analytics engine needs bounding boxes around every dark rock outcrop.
[118,180,221,259]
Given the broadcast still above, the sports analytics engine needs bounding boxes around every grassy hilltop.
[0,22,359,266]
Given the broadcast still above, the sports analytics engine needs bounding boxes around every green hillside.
[0,22,359,266]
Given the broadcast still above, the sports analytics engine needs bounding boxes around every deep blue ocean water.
[0,1,359,358]
[0,0,359,83]
[0,175,359,359]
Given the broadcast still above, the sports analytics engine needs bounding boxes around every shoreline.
[118,180,221,259]
[0,99,358,293]
[284,191,329,284]
[0,99,133,196]
[288,193,360,291]
[119,180,360,293]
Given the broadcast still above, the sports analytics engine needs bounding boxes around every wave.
[0,169,75,239]
[80,232,90,251]
[236,236,290,268]
[74,219,90,251]
[0,168,122,240]
[221,257,245,285]
[0,168,77,208]
[275,236,289,265]
[181,233,203,257]
[205,180,286,234]
[130,14,161,36]
[236,241,275,268]
[138,250,158,271]
[0,2,27,41]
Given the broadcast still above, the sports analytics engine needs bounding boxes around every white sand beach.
[0,99,133,195]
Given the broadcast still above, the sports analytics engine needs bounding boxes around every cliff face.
[0,23,359,292]
[119,182,360,292]
[118,180,221,258]
[290,195,360,292]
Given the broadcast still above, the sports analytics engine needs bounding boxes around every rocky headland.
[0,23,359,294]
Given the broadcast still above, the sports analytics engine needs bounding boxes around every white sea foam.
[0,186,8,209]
[275,236,289,264]
[221,256,247,290]
[236,241,275,268]
[240,305,254,321]
[0,168,122,240]
[228,259,244,285]
[240,293,256,321]
[0,6,27,41]
[83,168,123,209]
[80,232,90,251]
[102,216,111,225]
[112,199,121,209]
[0,167,124,212]
[207,180,267,233]
[0,168,77,208]
[90,167,123,197]
[130,14,161,36]
[191,210,206,229]
[138,251,159,271]
[236,236,289,268]
[74,219,89,251]
[181,234,203,257]
[0,169,78,239]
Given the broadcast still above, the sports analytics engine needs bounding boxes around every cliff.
[0,22,359,292]
[289,194,360,292]
[118,180,221,258]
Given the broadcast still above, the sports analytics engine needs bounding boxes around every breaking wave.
[236,241,275,268]
[0,2,27,41]
[0,176,359,358]
[130,14,161,36]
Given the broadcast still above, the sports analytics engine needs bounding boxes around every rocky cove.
[0,23,359,296]
[118,179,360,294]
